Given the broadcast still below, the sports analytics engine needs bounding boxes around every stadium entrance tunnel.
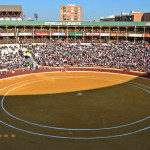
[24,55,30,59]
[24,53,37,70]
[0,72,150,141]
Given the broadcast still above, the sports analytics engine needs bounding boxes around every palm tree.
[34,13,38,21]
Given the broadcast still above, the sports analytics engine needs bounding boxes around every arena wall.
[0,67,150,80]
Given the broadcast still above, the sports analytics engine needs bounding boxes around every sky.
[0,0,150,21]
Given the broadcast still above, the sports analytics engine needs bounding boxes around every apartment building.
[60,4,82,21]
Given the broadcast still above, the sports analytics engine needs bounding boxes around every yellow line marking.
[68,131,73,135]
[60,132,65,135]
[11,134,16,138]
[4,134,9,138]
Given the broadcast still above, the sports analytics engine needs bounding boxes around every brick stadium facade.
[0,21,150,44]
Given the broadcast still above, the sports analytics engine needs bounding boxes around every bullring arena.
[0,67,150,150]
[0,2,150,150]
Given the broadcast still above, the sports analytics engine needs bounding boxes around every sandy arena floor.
[0,72,150,150]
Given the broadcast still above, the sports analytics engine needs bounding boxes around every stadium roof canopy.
[0,20,150,27]
[0,5,22,12]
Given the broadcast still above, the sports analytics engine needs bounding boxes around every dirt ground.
[0,72,150,150]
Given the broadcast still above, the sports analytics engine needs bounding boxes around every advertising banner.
[110,33,116,36]
[117,33,124,36]
[146,34,150,38]
[35,33,50,36]
[69,33,83,36]
[86,33,100,36]
[0,33,14,36]
[45,22,81,26]
[18,33,32,36]
[128,34,143,37]
[100,33,110,36]
[52,33,65,36]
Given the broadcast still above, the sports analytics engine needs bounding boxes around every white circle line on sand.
[0,119,150,139]
[0,76,150,131]
[0,75,150,139]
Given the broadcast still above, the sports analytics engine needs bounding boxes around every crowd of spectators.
[0,50,29,70]
[0,40,150,72]
[27,41,150,72]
